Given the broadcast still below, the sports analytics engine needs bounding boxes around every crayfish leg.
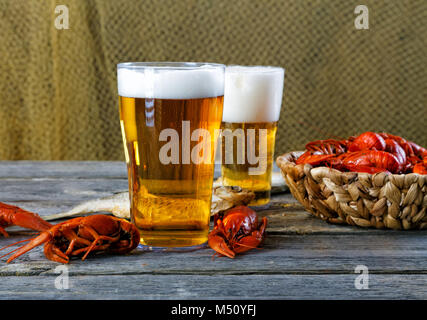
[259,217,268,235]
[0,226,8,237]
[71,243,110,257]
[44,242,69,264]
[81,238,103,261]
[77,224,121,261]
[62,228,92,256]
[64,238,77,256]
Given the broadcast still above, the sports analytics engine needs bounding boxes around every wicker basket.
[276,151,427,230]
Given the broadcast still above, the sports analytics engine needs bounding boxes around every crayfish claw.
[208,235,235,259]
[45,242,70,264]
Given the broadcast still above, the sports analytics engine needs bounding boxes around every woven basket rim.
[276,150,426,178]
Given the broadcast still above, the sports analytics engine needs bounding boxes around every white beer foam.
[117,65,224,99]
[222,66,285,123]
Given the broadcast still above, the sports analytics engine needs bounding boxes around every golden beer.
[117,62,225,247]
[220,66,285,206]
[221,121,277,205]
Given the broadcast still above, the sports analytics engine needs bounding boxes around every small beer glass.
[220,65,285,205]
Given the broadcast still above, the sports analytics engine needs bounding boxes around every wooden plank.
[2,233,427,276]
[0,161,223,179]
[0,161,127,179]
[2,191,393,236]
[0,179,291,204]
[0,179,128,202]
[0,274,426,299]
[0,177,417,238]
[0,161,280,180]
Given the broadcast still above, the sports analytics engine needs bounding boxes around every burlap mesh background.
[0,0,426,160]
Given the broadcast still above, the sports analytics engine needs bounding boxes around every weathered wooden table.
[1,161,427,300]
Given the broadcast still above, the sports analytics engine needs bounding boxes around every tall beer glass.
[117,62,225,247]
[220,66,285,206]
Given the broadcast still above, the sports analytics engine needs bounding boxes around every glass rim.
[226,64,285,73]
[117,61,225,70]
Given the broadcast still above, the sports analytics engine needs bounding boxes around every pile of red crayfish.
[296,132,427,175]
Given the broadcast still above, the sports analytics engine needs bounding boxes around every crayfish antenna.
[0,238,36,260]
[211,252,219,261]
[211,251,229,260]
[6,232,51,263]
[0,238,34,253]
[234,242,260,250]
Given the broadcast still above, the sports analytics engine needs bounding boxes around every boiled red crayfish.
[0,202,53,237]
[295,139,348,166]
[413,158,427,175]
[348,131,386,152]
[296,131,427,175]
[208,206,267,259]
[1,214,140,264]
[337,150,402,174]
